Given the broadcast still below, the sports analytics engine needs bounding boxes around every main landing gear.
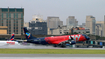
[53,44,66,48]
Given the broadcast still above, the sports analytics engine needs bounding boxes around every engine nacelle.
[69,40,76,45]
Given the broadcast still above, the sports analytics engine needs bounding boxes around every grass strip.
[0,49,105,54]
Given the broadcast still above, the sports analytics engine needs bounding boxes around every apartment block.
[47,17,63,29]
[86,16,96,35]
[66,16,78,29]
[95,21,104,37]
[0,8,24,35]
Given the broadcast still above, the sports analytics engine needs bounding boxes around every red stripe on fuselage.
[44,34,86,44]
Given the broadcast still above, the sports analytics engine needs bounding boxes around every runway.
[0,44,59,49]
[0,44,105,59]
[0,54,105,59]
[0,44,105,50]
[0,57,105,59]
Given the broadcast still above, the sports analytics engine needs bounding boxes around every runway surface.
[0,57,105,59]
[0,44,105,59]
[0,54,105,59]
[0,44,59,49]
[0,44,105,50]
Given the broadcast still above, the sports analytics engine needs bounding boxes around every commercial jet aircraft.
[23,27,90,47]
[0,33,19,46]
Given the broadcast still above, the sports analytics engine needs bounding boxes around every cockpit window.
[82,34,90,40]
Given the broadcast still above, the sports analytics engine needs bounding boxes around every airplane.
[0,33,19,46]
[23,27,90,47]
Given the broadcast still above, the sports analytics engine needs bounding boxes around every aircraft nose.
[86,37,90,40]
[82,34,90,40]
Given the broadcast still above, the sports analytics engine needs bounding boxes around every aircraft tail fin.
[23,27,37,40]
[10,33,15,41]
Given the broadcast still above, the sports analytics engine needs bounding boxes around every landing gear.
[53,44,58,47]
[60,44,66,48]
[53,44,66,48]
[69,41,71,45]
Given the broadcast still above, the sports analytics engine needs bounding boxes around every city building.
[24,22,29,27]
[95,21,104,37]
[28,15,47,35]
[47,17,63,29]
[47,28,51,35]
[31,15,45,22]
[0,8,24,35]
[66,16,78,29]
[82,23,86,27]
[86,16,96,35]
[104,15,105,37]
[0,26,8,35]
[49,25,69,35]
[69,27,90,34]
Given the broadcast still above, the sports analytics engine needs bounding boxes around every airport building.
[47,17,63,29]
[86,16,96,35]
[66,16,78,29]
[0,8,24,35]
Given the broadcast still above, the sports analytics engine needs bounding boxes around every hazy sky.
[0,0,105,25]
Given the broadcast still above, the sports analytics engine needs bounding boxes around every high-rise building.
[66,16,78,29]
[31,15,45,22]
[82,23,86,27]
[95,21,104,37]
[28,21,47,35]
[0,8,24,35]
[86,16,96,35]
[28,15,47,35]
[0,26,8,34]
[47,17,63,29]
[50,25,69,35]
[104,15,105,37]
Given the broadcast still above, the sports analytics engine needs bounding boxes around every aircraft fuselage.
[27,34,89,45]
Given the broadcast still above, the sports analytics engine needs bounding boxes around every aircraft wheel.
[69,41,71,45]
[53,44,58,47]
[61,44,66,48]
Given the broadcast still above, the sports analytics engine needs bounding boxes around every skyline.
[0,0,105,25]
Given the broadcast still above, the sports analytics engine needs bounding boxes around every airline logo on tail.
[10,33,14,41]
[26,32,30,39]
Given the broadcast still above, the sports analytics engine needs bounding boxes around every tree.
[73,32,78,34]
[95,35,100,40]
[63,33,71,35]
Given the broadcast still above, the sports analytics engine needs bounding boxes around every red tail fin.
[10,33,15,41]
